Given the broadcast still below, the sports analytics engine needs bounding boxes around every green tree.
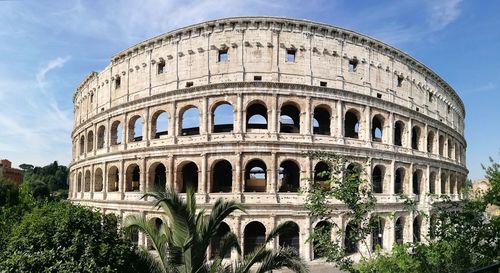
[22,161,69,200]
[0,178,20,207]
[0,202,148,273]
[124,189,308,273]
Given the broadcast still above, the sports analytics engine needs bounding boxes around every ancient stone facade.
[0,159,23,185]
[69,17,467,261]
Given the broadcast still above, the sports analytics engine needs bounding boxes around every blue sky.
[0,0,498,180]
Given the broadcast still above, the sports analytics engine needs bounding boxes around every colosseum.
[70,16,467,262]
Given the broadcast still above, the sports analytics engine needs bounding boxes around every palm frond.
[135,246,168,273]
[265,221,296,244]
[217,231,241,259]
[254,247,309,273]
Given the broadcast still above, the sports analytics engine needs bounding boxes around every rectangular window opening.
[397,76,404,87]
[254,75,262,82]
[447,105,451,113]
[218,49,228,62]
[416,107,420,112]
[320,81,327,87]
[115,77,121,89]
[348,59,358,72]
[157,61,166,74]
[377,93,382,99]
[428,92,433,102]
[186,81,194,88]
[286,49,296,62]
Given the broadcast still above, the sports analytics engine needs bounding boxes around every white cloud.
[427,0,462,31]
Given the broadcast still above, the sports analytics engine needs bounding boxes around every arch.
[345,163,362,182]
[412,169,423,195]
[244,221,266,256]
[372,165,384,194]
[125,164,140,192]
[84,170,91,192]
[213,103,234,133]
[212,160,232,193]
[394,168,405,194]
[246,102,268,130]
[313,220,332,259]
[279,221,300,253]
[439,135,445,156]
[97,125,106,149]
[181,106,200,136]
[429,172,437,194]
[179,162,198,193]
[450,175,456,194]
[395,217,405,245]
[278,160,300,192]
[411,126,421,150]
[371,217,385,251]
[413,216,422,242]
[244,159,267,192]
[371,115,384,142]
[77,172,82,192]
[314,161,331,190]
[429,214,437,239]
[108,166,119,192]
[210,222,231,259]
[344,110,360,138]
[441,173,447,194]
[344,221,358,254]
[128,115,144,142]
[79,135,85,155]
[129,229,139,246]
[151,111,169,138]
[111,121,122,145]
[313,106,331,135]
[447,139,453,159]
[427,131,435,153]
[150,163,166,192]
[394,120,405,146]
[94,168,103,192]
[87,131,94,152]
[280,103,300,133]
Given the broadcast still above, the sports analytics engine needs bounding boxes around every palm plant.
[124,188,308,273]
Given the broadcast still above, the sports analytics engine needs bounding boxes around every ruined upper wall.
[72,16,465,134]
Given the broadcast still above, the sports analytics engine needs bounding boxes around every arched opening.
[152,111,168,138]
[180,162,198,193]
[280,103,300,133]
[181,106,200,136]
[125,164,140,192]
[213,103,234,133]
[77,173,82,192]
[148,218,164,250]
[129,116,144,142]
[413,216,422,242]
[411,126,421,150]
[111,121,122,145]
[79,135,85,155]
[394,121,404,146]
[344,221,358,254]
[439,135,445,156]
[108,166,119,192]
[212,160,232,193]
[429,214,437,239]
[246,102,268,130]
[450,175,456,194]
[441,173,447,194]
[129,229,139,246]
[150,163,166,192]
[313,106,331,135]
[427,131,435,153]
[210,222,231,259]
[314,161,331,190]
[313,221,331,259]
[394,168,405,194]
[97,125,106,149]
[429,172,436,194]
[371,218,385,251]
[395,217,404,245]
[279,222,300,253]
[344,110,360,138]
[244,221,266,256]
[447,139,453,159]
[372,166,384,194]
[94,168,103,192]
[371,115,384,142]
[245,160,267,192]
[87,131,94,152]
[278,160,300,192]
[84,170,91,192]
[412,170,422,195]
[345,163,362,182]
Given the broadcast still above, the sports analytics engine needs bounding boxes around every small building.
[0,159,23,185]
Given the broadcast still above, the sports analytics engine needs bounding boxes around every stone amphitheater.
[70,16,467,263]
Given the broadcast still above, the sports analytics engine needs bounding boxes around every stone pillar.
[270,96,278,134]
[389,112,394,145]
[200,153,207,194]
[424,123,428,153]
[140,159,147,192]
[303,216,312,261]
[365,105,371,141]
[103,163,108,200]
[119,161,125,199]
[437,168,442,194]
[407,118,413,149]
[144,107,150,144]
[270,152,277,193]
[389,160,396,195]
[234,152,242,193]
[201,97,208,135]
[236,94,243,133]
[167,156,174,190]
[304,96,311,135]
[337,100,343,138]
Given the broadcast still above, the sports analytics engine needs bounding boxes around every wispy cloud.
[427,0,462,31]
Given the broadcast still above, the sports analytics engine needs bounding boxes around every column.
[234,152,242,193]
[237,94,243,133]
[304,96,311,135]
[336,100,343,137]
[200,153,207,194]
[167,156,174,190]
[389,160,396,195]
[201,97,208,135]
[407,118,413,149]
[365,105,371,141]
[389,112,394,145]
[270,152,277,193]
[140,158,147,192]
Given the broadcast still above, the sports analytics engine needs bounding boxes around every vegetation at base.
[124,188,309,273]
[0,181,148,273]
[304,151,500,273]
[21,161,69,200]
